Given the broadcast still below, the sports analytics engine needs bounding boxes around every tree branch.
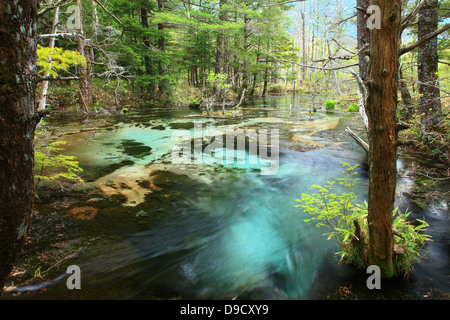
[38,0,70,16]
[39,33,85,40]
[276,58,358,71]
[401,0,425,30]
[37,76,79,82]
[93,0,122,26]
[400,23,450,55]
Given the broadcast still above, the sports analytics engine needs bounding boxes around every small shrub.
[35,141,83,189]
[346,103,359,113]
[296,163,431,276]
[189,97,201,108]
[325,100,337,110]
[268,83,286,93]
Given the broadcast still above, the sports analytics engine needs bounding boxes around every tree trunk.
[0,0,38,294]
[418,0,443,140]
[262,68,268,97]
[158,0,167,95]
[399,66,414,120]
[141,8,155,92]
[366,0,401,278]
[214,0,227,96]
[38,6,60,111]
[301,6,306,82]
[357,0,370,82]
[242,14,250,90]
[76,0,92,112]
[214,30,223,95]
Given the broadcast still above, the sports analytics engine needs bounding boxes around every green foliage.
[297,163,361,260]
[325,100,337,111]
[296,163,432,276]
[346,103,359,113]
[392,208,432,275]
[189,97,202,107]
[34,267,43,279]
[268,83,286,93]
[207,72,231,89]
[34,141,83,188]
[37,45,86,77]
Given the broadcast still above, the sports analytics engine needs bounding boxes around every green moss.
[169,122,195,130]
[81,160,135,182]
[119,140,152,159]
[151,125,166,130]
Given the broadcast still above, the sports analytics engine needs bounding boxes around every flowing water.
[14,95,450,299]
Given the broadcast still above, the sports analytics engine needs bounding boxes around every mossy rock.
[150,170,206,193]
[119,140,152,159]
[81,160,135,182]
[169,122,195,130]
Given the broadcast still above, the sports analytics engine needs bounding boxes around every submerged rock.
[119,139,152,159]
[69,206,99,220]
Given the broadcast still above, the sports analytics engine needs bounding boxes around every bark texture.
[366,0,402,278]
[158,0,167,95]
[418,0,443,140]
[0,0,38,293]
[214,0,227,96]
[357,0,370,81]
[141,8,155,92]
[76,0,92,112]
[399,67,414,120]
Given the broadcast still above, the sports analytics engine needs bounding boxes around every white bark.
[38,6,60,111]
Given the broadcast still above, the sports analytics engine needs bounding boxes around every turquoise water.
[15,95,448,300]
[34,96,366,299]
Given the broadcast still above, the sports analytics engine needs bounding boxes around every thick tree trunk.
[418,0,443,140]
[0,0,38,294]
[366,0,402,278]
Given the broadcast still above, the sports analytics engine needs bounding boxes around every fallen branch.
[39,33,85,39]
[234,89,247,109]
[37,76,79,82]
[345,127,369,154]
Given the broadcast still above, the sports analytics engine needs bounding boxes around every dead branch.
[234,89,247,109]
[345,127,369,154]
[400,23,450,55]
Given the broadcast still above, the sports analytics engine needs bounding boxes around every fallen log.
[345,127,369,154]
